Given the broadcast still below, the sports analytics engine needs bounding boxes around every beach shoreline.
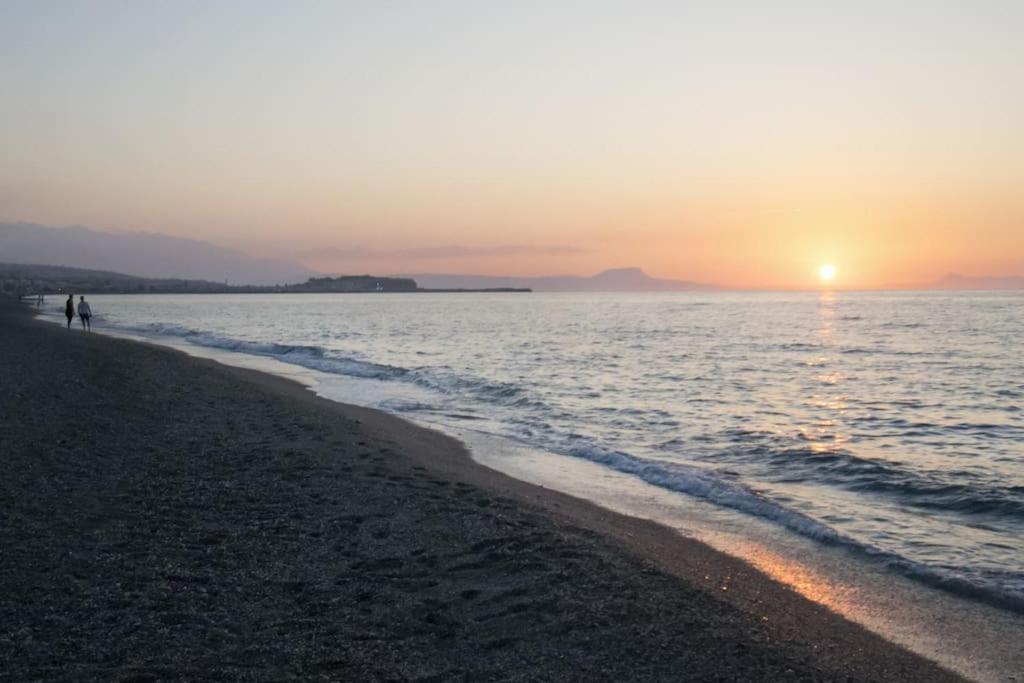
[1,296,964,681]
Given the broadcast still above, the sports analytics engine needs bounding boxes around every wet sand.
[0,297,962,681]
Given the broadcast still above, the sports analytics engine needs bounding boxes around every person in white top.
[77,296,92,331]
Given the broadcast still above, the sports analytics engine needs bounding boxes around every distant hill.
[929,273,1024,290]
[0,222,316,286]
[0,262,265,295]
[404,267,715,292]
[0,263,521,296]
[286,275,417,293]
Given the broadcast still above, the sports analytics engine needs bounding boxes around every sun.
[818,263,837,282]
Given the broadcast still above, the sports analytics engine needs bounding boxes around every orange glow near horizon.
[1,4,1022,289]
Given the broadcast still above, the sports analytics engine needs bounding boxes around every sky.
[1,1,1022,289]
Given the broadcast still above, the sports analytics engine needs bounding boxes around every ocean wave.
[558,439,1024,613]
[407,368,554,412]
[839,347,928,356]
[561,440,844,542]
[125,322,407,380]
[710,428,1024,520]
[779,342,821,351]
[122,320,563,415]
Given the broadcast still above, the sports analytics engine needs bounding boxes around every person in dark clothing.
[64,295,74,329]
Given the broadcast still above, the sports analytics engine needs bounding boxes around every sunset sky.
[1,1,1021,289]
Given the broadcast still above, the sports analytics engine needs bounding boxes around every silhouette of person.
[77,296,92,331]
[65,295,75,329]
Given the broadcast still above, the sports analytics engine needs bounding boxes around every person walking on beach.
[77,295,92,331]
[64,295,75,329]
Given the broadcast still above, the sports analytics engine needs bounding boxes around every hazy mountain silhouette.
[0,222,316,285]
[404,267,715,292]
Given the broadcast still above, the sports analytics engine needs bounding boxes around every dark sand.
[0,298,962,681]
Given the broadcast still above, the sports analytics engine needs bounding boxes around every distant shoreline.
[1,262,531,295]
[14,289,532,297]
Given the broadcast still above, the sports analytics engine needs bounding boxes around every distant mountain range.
[0,222,315,286]
[404,268,716,292]
[0,223,716,291]
[7,222,1016,292]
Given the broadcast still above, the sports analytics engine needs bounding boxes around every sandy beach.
[0,297,962,681]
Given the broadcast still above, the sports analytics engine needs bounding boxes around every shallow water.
[46,290,1023,613]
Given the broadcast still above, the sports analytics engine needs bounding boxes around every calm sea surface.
[51,291,1023,611]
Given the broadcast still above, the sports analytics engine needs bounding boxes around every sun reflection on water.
[792,292,852,453]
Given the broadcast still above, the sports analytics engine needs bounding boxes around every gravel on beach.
[0,298,961,681]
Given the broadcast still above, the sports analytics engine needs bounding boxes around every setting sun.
[819,264,837,282]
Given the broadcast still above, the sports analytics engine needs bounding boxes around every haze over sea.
[45,290,1023,615]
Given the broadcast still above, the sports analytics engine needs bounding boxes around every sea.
[40,290,1024,680]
